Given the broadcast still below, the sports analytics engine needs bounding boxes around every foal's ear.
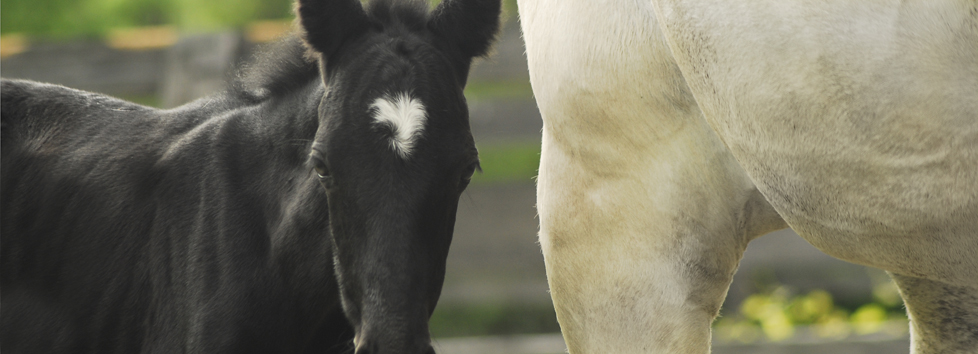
[297,0,371,60]
[428,0,501,60]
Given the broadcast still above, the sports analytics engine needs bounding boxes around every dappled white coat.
[518,0,977,353]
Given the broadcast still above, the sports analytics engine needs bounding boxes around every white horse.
[518,0,976,353]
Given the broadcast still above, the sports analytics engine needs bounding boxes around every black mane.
[230,34,320,104]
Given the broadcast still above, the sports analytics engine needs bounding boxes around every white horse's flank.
[519,0,977,353]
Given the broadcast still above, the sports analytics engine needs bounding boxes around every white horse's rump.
[519,0,977,353]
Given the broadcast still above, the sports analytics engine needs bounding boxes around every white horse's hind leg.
[890,274,978,354]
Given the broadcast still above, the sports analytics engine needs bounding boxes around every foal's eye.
[309,149,335,190]
[313,161,335,190]
[310,154,330,179]
[314,163,329,179]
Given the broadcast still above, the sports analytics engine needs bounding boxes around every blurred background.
[1,0,911,352]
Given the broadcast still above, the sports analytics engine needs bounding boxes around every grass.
[120,94,162,108]
[464,80,534,100]
[471,141,540,185]
[429,302,560,338]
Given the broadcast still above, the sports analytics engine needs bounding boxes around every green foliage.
[714,284,909,343]
[1,0,516,38]
[0,0,293,38]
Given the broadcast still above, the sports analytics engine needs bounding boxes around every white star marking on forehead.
[369,92,427,158]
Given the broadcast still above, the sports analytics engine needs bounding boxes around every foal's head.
[297,0,499,352]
